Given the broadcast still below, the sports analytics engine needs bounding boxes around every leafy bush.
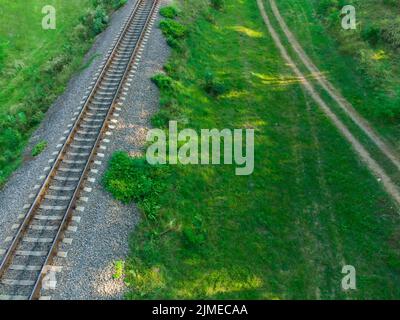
[210,0,225,10]
[80,5,109,36]
[112,0,127,9]
[162,20,187,38]
[31,140,48,157]
[182,214,207,248]
[93,6,109,34]
[72,23,91,41]
[159,19,187,46]
[41,55,71,75]
[160,6,179,19]
[182,227,205,247]
[0,126,24,184]
[203,71,226,96]
[103,152,169,219]
[151,73,174,90]
[93,0,127,9]
[361,24,381,46]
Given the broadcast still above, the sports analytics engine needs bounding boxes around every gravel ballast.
[0,0,171,300]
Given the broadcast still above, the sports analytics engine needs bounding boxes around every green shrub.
[151,73,173,90]
[41,55,71,75]
[361,24,381,46]
[93,6,109,34]
[203,71,226,96]
[182,226,205,247]
[73,23,90,40]
[160,6,179,19]
[103,152,169,219]
[182,215,206,248]
[210,0,225,10]
[92,0,122,8]
[159,19,187,40]
[81,5,109,36]
[112,0,127,9]
[31,140,48,157]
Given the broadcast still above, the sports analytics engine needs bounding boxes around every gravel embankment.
[0,0,171,300]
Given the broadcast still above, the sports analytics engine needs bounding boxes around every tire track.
[256,0,400,207]
[268,0,400,172]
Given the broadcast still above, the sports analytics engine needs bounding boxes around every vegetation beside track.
[104,0,400,299]
[0,0,127,186]
[31,140,47,157]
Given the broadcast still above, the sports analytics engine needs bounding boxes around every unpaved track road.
[256,0,400,206]
[268,0,400,173]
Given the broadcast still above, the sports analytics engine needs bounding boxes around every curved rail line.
[0,0,159,300]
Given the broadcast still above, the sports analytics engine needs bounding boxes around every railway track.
[0,0,159,300]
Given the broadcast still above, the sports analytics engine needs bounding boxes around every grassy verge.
[0,0,127,186]
[104,0,400,299]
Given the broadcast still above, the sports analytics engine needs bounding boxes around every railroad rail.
[0,0,159,300]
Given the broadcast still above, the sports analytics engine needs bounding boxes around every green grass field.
[104,0,400,299]
[0,0,126,185]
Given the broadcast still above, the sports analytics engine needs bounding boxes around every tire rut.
[256,0,400,207]
[268,0,400,173]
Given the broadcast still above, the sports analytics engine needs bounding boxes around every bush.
[73,23,90,40]
[151,73,173,90]
[31,140,48,157]
[80,5,109,36]
[103,152,169,219]
[41,55,71,75]
[93,6,109,34]
[159,19,187,40]
[92,0,127,9]
[361,24,381,46]
[182,215,206,248]
[182,227,205,247]
[203,71,226,96]
[160,6,179,19]
[210,0,225,10]
[112,0,127,9]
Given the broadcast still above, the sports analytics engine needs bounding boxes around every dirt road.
[256,0,400,206]
[268,0,400,173]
